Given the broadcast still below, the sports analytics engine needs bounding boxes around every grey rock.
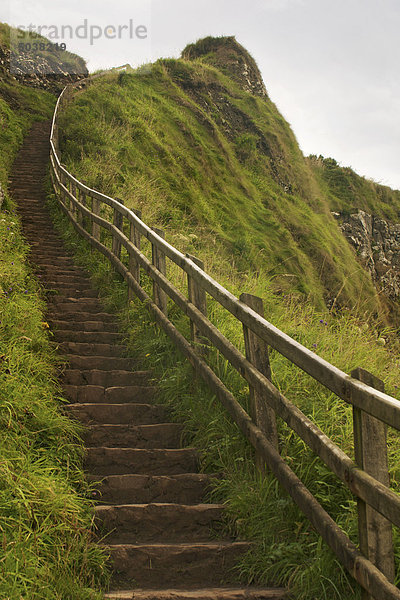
[338,209,400,300]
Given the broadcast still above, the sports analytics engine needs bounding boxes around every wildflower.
[312,343,317,348]
[145,353,150,357]
[319,319,324,324]
[41,322,50,329]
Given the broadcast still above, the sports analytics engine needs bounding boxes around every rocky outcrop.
[182,36,268,98]
[333,209,400,300]
[0,44,87,94]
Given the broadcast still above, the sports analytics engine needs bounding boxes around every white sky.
[3,0,400,191]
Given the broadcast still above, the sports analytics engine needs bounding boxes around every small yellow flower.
[41,322,50,329]
[145,353,150,357]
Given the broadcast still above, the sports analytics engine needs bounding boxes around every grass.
[0,26,109,599]
[0,207,109,599]
[57,56,386,317]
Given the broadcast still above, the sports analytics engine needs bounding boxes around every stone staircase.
[10,121,286,600]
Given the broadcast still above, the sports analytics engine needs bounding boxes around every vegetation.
[52,36,400,599]
[308,154,400,221]
[57,37,400,319]
[0,25,108,599]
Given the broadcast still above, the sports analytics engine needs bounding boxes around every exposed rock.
[0,44,87,94]
[334,209,400,300]
[182,36,268,98]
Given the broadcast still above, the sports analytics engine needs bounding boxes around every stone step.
[47,300,106,313]
[49,320,119,332]
[85,448,198,476]
[47,310,118,322]
[106,542,252,588]
[65,403,169,425]
[104,588,286,600]
[62,369,151,387]
[53,330,122,344]
[46,288,98,299]
[36,265,85,275]
[95,503,225,543]
[49,296,102,306]
[83,423,183,448]
[63,384,156,404]
[43,280,93,290]
[64,355,136,371]
[41,274,91,285]
[57,341,126,356]
[89,473,214,504]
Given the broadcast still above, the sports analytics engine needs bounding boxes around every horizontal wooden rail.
[49,80,400,600]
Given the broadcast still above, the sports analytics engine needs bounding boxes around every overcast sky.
[3,0,400,190]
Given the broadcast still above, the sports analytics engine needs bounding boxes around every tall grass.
[0,208,109,599]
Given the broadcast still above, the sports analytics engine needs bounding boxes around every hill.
[58,36,400,321]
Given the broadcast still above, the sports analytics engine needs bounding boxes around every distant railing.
[50,80,400,600]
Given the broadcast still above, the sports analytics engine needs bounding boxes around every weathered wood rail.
[50,81,400,600]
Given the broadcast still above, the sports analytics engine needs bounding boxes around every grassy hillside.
[308,154,400,221]
[58,36,392,318]
[0,25,108,599]
[52,36,400,599]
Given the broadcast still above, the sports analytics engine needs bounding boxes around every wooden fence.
[50,81,400,600]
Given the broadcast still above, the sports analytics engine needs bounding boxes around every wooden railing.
[50,81,400,600]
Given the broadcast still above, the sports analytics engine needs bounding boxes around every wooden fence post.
[351,367,395,599]
[128,210,141,303]
[112,203,124,260]
[186,254,207,351]
[70,180,79,223]
[92,197,101,242]
[240,293,279,471]
[152,227,167,315]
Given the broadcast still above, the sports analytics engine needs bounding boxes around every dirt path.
[9,121,286,600]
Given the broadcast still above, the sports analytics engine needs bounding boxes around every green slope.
[58,36,392,317]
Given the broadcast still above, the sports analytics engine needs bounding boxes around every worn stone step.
[64,354,136,371]
[54,330,123,344]
[46,288,98,299]
[50,296,102,306]
[107,542,252,587]
[48,310,118,322]
[41,275,91,285]
[65,403,169,425]
[95,503,225,543]
[83,423,183,448]
[49,320,119,333]
[62,369,151,387]
[63,384,156,404]
[58,341,126,356]
[89,473,214,504]
[43,280,93,290]
[85,448,198,476]
[104,588,286,600]
[31,257,76,267]
[36,265,85,275]
[47,300,106,313]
